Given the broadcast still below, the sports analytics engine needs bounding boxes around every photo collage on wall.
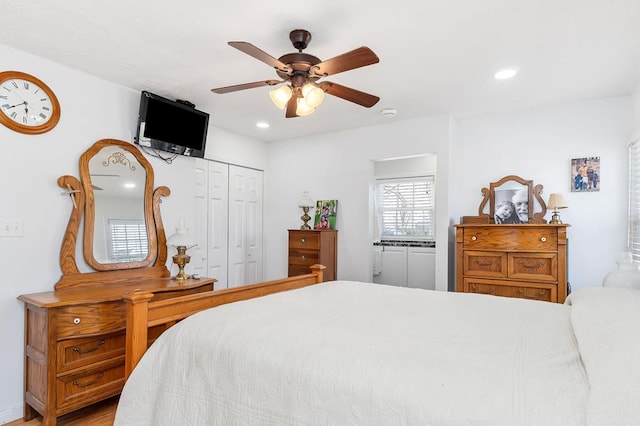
[571,157,600,192]
[314,200,338,230]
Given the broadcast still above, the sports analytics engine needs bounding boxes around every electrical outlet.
[0,219,24,237]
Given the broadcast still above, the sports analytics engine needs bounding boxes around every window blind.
[629,139,640,261]
[108,219,148,262]
[376,176,435,240]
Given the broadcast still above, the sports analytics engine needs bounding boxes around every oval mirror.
[80,140,157,270]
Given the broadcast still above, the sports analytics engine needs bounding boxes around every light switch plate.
[0,219,24,237]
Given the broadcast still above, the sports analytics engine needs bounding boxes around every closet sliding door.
[194,160,263,289]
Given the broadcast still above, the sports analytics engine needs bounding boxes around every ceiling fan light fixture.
[269,85,293,109]
[301,83,325,109]
[296,97,315,116]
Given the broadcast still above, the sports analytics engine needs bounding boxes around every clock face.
[0,71,60,134]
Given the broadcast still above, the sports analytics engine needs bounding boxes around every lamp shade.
[302,83,325,108]
[269,85,293,109]
[547,193,568,210]
[298,191,314,208]
[167,218,196,248]
[295,97,315,116]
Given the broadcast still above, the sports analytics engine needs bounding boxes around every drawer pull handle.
[72,372,104,388]
[474,260,495,267]
[518,261,545,269]
[72,340,105,355]
[471,236,477,241]
[471,284,496,295]
[73,318,81,324]
[300,238,306,244]
[300,255,306,260]
[540,237,547,242]
[518,289,546,299]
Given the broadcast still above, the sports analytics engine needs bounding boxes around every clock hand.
[3,101,26,109]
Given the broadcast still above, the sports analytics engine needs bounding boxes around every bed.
[114,266,640,425]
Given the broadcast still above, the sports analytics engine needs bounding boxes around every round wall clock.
[0,71,61,134]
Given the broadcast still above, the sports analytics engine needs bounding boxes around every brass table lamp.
[167,219,197,281]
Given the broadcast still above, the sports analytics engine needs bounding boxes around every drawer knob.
[300,255,306,260]
[300,238,306,244]
[73,318,81,324]
[541,237,547,242]
[471,236,477,241]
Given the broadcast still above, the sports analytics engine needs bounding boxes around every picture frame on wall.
[314,200,338,230]
[571,157,600,192]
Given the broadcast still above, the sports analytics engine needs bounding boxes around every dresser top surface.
[18,277,217,307]
[455,223,570,228]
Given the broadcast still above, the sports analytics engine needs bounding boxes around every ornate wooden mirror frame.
[463,175,547,224]
[55,139,171,290]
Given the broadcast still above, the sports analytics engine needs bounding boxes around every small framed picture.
[314,200,338,230]
[571,157,600,192]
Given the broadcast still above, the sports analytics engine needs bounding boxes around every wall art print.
[571,157,600,192]
[314,200,338,230]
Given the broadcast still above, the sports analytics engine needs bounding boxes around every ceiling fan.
[211,29,380,118]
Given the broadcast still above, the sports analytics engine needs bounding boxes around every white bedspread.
[115,282,635,425]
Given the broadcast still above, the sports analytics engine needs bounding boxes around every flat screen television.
[134,91,209,158]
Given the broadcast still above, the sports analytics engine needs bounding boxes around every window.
[629,138,640,261]
[375,176,435,240]
[107,219,148,262]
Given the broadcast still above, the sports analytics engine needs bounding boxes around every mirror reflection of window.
[107,219,148,262]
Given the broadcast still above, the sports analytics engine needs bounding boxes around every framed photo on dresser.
[314,199,338,230]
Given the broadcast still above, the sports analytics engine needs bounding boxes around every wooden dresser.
[18,277,215,426]
[288,229,337,281]
[455,224,569,303]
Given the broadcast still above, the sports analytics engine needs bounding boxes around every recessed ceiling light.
[256,121,270,129]
[494,68,518,80]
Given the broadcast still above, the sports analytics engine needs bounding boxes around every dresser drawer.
[56,359,125,411]
[463,251,507,278]
[56,302,126,338]
[464,278,556,302]
[508,253,557,282]
[288,250,319,266]
[288,265,315,277]
[57,332,125,373]
[463,227,558,251]
[289,233,320,250]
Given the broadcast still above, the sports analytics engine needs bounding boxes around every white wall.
[452,97,633,291]
[633,81,640,133]
[0,44,267,422]
[264,115,452,291]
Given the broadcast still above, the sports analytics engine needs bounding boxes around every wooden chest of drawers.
[455,224,569,303]
[288,230,337,281]
[18,277,215,426]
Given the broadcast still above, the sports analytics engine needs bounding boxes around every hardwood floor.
[3,397,117,426]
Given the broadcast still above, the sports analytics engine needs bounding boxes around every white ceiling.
[2,0,639,142]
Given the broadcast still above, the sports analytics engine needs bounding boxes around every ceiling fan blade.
[285,94,299,118]
[211,80,283,94]
[319,81,380,108]
[311,47,379,77]
[228,42,292,74]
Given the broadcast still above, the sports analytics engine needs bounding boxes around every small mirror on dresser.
[462,174,547,224]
